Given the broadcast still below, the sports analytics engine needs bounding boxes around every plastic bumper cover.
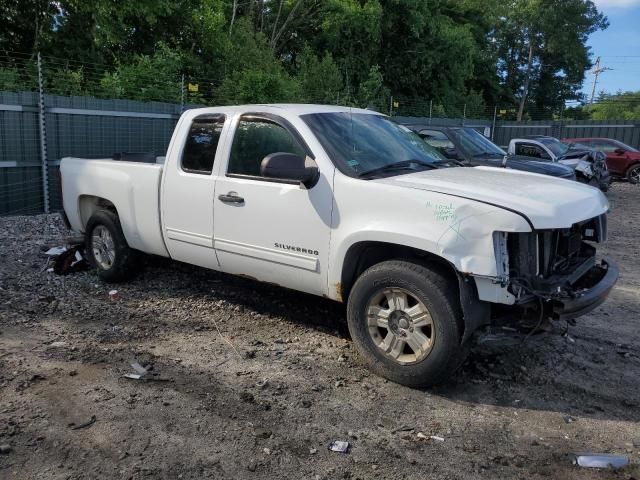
[553,257,618,320]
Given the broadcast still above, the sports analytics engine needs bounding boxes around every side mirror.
[260,152,319,188]
[614,148,625,155]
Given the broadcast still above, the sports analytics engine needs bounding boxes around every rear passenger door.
[212,113,333,296]
[161,113,227,269]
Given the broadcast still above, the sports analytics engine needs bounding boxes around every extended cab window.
[181,116,225,174]
[228,118,306,177]
[515,143,548,158]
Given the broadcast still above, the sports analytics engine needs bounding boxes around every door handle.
[218,192,244,204]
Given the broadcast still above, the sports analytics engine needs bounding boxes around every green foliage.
[0,67,24,91]
[0,64,37,92]
[217,68,302,104]
[0,0,612,116]
[587,92,640,120]
[98,44,183,102]
[297,48,343,104]
[358,65,389,111]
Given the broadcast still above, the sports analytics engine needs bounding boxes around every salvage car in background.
[507,135,610,191]
[59,105,617,388]
[407,125,576,180]
[563,137,640,184]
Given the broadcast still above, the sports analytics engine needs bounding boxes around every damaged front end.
[563,150,611,191]
[502,214,618,320]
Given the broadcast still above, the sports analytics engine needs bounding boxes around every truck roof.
[185,104,380,116]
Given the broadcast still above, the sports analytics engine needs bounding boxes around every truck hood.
[505,156,575,178]
[374,166,608,229]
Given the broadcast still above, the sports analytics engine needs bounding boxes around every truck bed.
[60,157,169,257]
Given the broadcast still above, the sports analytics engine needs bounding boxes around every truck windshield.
[449,128,505,157]
[301,112,446,177]
[538,137,569,157]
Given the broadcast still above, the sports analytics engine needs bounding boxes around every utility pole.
[590,57,612,104]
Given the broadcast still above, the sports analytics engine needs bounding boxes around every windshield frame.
[300,111,448,179]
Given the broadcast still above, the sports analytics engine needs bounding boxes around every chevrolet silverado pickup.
[60,105,618,387]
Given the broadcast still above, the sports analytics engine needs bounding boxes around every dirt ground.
[1,183,639,480]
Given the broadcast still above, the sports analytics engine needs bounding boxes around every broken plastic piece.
[430,435,445,442]
[123,373,144,380]
[328,440,350,453]
[109,290,120,301]
[44,246,67,256]
[571,453,629,469]
[130,362,148,375]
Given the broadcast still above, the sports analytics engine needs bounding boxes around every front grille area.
[507,214,606,296]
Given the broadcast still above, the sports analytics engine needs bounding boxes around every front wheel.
[85,210,138,282]
[627,164,640,185]
[346,260,465,388]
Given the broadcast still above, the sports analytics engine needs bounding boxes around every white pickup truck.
[60,105,618,387]
[507,136,611,191]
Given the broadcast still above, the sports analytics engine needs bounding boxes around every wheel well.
[625,162,640,175]
[340,241,458,302]
[78,195,117,231]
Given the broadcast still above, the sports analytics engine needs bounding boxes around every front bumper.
[552,257,618,320]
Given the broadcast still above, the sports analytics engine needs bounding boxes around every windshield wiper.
[473,151,503,158]
[357,160,437,178]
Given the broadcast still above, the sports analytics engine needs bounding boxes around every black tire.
[346,260,465,388]
[627,164,640,185]
[85,209,139,282]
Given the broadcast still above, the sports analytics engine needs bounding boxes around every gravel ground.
[1,183,639,480]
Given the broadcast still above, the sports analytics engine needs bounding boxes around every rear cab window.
[515,143,547,158]
[181,115,226,174]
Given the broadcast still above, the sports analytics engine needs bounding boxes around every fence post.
[37,52,50,214]
[428,100,432,125]
[462,104,467,126]
[491,106,497,141]
[389,95,393,116]
[180,74,185,113]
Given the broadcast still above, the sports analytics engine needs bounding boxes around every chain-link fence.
[2,52,640,216]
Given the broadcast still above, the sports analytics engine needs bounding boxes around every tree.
[587,91,640,120]
[297,47,343,104]
[494,0,607,120]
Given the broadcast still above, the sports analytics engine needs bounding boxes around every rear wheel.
[85,210,138,282]
[627,164,640,184]
[346,260,465,388]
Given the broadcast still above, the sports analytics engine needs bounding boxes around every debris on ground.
[570,453,630,469]
[328,440,350,453]
[44,246,67,256]
[563,415,577,424]
[52,245,89,275]
[0,444,12,454]
[69,415,97,430]
[108,289,120,301]
[123,361,157,380]
[430,435,445,442]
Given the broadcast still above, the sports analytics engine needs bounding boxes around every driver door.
[212,113,334,296]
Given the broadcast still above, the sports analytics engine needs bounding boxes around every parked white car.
[60,105,617,387]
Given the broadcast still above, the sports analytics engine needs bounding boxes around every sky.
[584,0,640,95]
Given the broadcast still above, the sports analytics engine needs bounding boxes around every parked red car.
[563,137,640,184]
